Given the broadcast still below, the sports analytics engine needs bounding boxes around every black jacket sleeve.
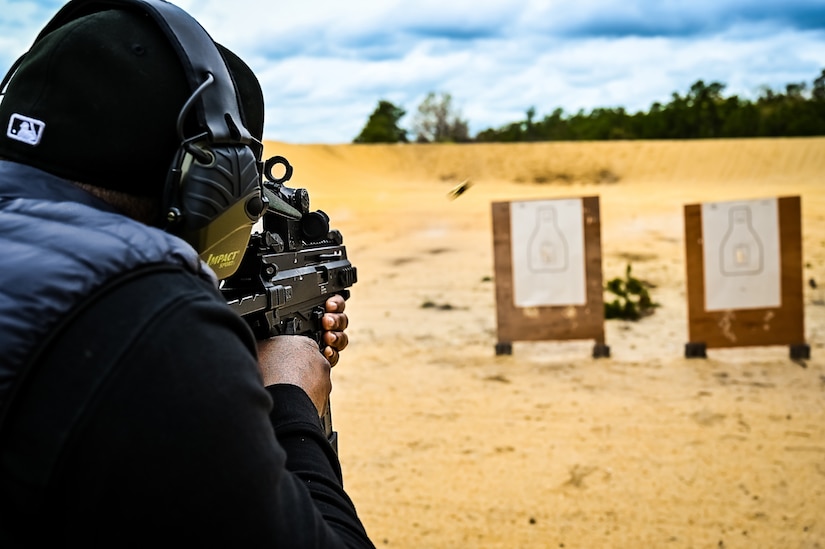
[19,266,374,548]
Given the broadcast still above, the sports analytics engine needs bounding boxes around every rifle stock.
[221,155,357,453]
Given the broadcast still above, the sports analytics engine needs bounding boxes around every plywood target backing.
[683,195,805,350]
[491,196,606,352]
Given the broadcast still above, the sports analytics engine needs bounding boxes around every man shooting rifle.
[0,0,374,546]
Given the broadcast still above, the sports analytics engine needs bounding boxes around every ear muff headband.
[27,0,252,145]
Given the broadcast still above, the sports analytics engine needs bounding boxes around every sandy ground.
[264,137,825,548]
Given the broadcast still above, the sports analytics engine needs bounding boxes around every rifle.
[221,155,357,453]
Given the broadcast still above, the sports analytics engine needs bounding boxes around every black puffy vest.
[0,160,217,419]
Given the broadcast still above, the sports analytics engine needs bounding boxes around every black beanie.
[0,7,264,198]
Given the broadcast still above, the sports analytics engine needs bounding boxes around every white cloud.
[2,0,824,143]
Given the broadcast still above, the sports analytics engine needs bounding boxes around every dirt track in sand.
[265,137,825,548]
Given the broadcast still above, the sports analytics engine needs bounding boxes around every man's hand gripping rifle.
[221,155,357,453]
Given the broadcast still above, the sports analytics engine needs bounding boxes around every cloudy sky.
[2,0,824,143]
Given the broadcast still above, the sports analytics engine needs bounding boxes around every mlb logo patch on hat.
[6,113,45,146]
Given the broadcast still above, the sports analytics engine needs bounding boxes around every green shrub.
[604,263,658,320]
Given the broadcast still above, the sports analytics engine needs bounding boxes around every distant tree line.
[353,69,825,143]
[354,92,470,144]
